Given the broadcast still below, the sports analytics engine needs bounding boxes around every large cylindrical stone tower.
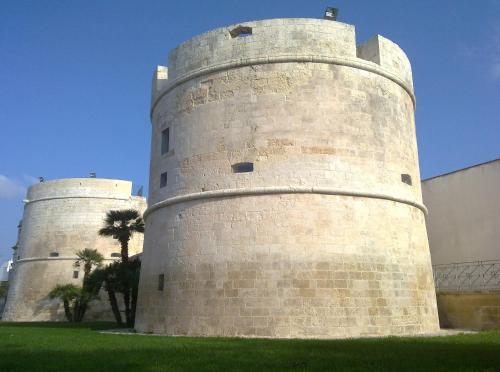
[2,178,146,321]
[136,18,439,338]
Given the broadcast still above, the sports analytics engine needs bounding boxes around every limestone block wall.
[136,18,439,338]
[2,178,146,321]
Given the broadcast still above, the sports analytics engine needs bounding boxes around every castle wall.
[2,178,146,321]
[422,159,500,265]
[136,18,439,338]
[423,160,500,331]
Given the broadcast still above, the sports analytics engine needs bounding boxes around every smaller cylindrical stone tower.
[2,178,146,321]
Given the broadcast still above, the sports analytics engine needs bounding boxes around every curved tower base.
[136,195,439,338]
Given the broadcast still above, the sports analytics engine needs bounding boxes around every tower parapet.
[151,19,414,119]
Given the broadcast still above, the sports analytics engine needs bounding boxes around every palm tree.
[72,248,104,321]
[49,284,81,322]
[87,263,123,325]
[98,209,144,262]
[49,250,104,323]
[98,209,144,327]
[75,248,104,281]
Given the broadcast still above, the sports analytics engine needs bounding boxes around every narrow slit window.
[73,271,79,279]
[230,26,252,38]
[111,253,120,258]
[232,162,254,173]
[158,274,165,291]
[49,252,59,257]
[160,172,168,188]
[161,128,170,155]
[401,174,412,185]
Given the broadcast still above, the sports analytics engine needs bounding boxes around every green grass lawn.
[0,322,499,371]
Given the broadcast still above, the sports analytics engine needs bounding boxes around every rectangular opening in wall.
[73,271,79,279]
[230,26,252,38]
[111,253,120,258]
[161,128,170,155]
[232,162,254,173]
[158,274,164,291]
[160,172,168,188]
[49,252,59,257]
[401,174,412,185]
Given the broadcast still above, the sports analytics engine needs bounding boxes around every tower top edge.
[151,17,414,110]
[169,18,355,58]
[28,178,132,188]
[177,17,355,46]
[25,178,138,200]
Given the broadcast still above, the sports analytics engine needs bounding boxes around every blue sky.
[1,0,499,263]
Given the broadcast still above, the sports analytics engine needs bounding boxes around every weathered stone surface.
[2,178,146,321]
[136,18,439,338]
[437,292,500,330]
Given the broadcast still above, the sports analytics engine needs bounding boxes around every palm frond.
[75,248,104,265]
[131,218,145,233]
[49,284,81,301]
[98,225,117,237]
[99,209,144,263]
[103,209,140,225]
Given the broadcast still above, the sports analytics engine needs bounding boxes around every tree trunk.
[63,300,72,322]
[120,238,129,263]
[131,281,138,328]
[106,281,122,325]
[72,300,79,322]
[118,234,131,326]
[77,301,87,322]
[123,289,132,327]
[83,263,91,281]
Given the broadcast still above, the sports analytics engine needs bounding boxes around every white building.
[423,159,500,266]
[0,260,12,282]
[0,259,11,318]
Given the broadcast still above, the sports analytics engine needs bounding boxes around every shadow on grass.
[0,326,500,371]
[0,321,119,331]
